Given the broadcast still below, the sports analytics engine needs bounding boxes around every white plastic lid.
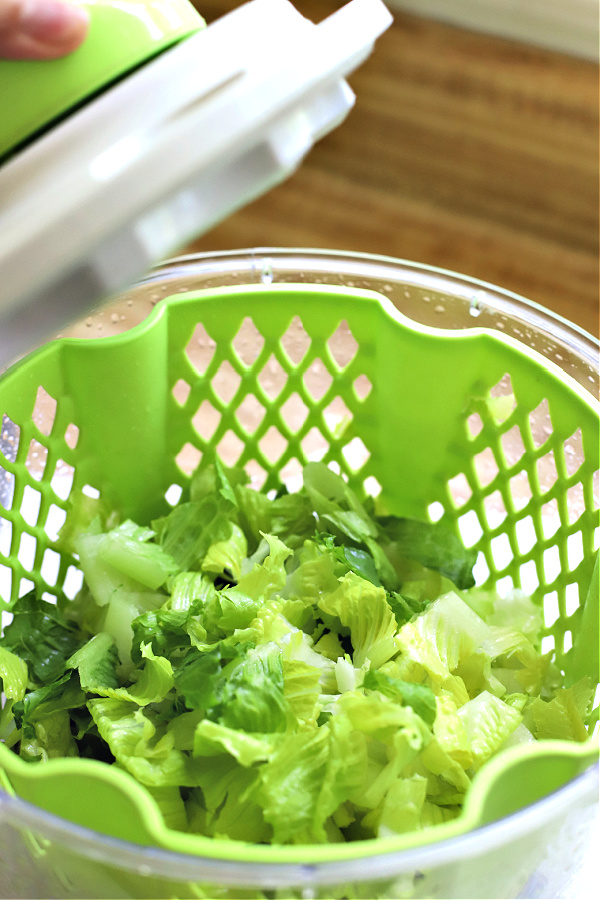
[0,0,392,363]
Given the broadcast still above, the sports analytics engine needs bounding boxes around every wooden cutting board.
[186,0,599,337]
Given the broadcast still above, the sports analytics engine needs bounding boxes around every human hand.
[0,0,89,59]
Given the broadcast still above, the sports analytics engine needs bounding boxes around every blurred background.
[184,0,599,338]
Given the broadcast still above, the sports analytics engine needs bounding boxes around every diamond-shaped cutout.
[27,438,47,482]
[211,361,241,405]
[458,509,483,548]
[216,431,245,467]
[543,591,560,628]
[277,457,304,493]
[323,396,352,438]
[342,437,370,471]
[17,532,37,571]
[528,398,552,449]
[515,515,537,555]
[500,424,526,468]
[280,316,311,366]
[244,459,268,490]
[41,547,61,586]
[467,412,484,440]
[21,485,41,527]
[543,545,561,585]
[567,530,584,571]
[509,470,532,511]
[280,393,309,434]
[488,374,516,424]
[44,503,67,542]
[175,442,202,475]
[563,428,584,478]
[483,489,508,528]
[258,354,288,400]
[258,426,288,464]
[353,374,372,401]
[301,427,329,462]
[0,464,15,511]
[185,322,216,376]
[64,423,79,450]
[164,483,183,506]
[541,498,561,538]
[172,379,191,407]
[536,449,558,493]
[363,475,382,498]
[0,519,12,557]
[32,386,57,437]
[232,317,265,367]
[473,447,499,488]
[448,472,472,508]
[235,394,266,435]
[303,358,333,402]
[327,321,358,370]
[1,414,20,462]
[192,400,221,442]
[490,532,513,571]
[566,482,585,524]
[428,501,445,522]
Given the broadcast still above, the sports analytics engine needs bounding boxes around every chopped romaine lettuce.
[0,460,594,847]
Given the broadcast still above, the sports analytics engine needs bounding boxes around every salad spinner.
[0,0,598,897]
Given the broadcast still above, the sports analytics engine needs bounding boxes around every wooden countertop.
[186,0,599,338]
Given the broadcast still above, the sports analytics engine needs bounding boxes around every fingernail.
[20,0,89,46]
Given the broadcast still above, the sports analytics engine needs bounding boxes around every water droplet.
[434,305,445,314]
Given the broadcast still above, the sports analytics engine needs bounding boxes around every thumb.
[0,0,89,60]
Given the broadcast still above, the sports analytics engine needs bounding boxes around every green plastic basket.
[0,274,598,899]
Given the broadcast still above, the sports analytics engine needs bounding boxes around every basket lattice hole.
[44,503,67,541]
[302,359,333,402]
[279,316,310,366]
[21,485,41,527]
[536,450,558,494]
[562,427,585,478]
[474,446,499,488]
[0,464,15,511]
[566,482,585,525]
[541,498,561,538]
[564,582,580,618]
[543,590,560,629]
[50,460,74,501]
[82,484,101,499]
[326,321,359,370]
[447,472,472,508]
[483,489,508,527]
[216,431,245,467]
[467,412,484,440]
[244,459,268,490]
[192,400,221,442]
[500,425,526,469]
[1,567,12,601]
[543,545,561,584]
[164,484,183,507]
[175,442,202,475]
[185,323,216,376]
[342,437,370,472]
[491,532,513,570]
[514,515,537,555]
[519,559,540,593]
[0,519,12,557]
[458,509,483,548]
[1,414,20,462]
[235,395,266,436]
[277,457,304,492]
[41,548,61,587]
[17,532,36,571]
[212,361,241,405]
[258,426,287,465]
[427,501,445,522]
[64,423,79,450]
[258,354,288,400]
[301,427,329,462]
[172,379,191,407]
[563,630,574,653]
[280,393,309,434]
[364,475,382,498]
[509,470,533,511]
[528,398,552,449]
[19,577,34,596]
[353,374,372,401]
[63,565,84,599]
[232,317,266,367]
[489,374,516,423]
[26,438,47,482]
[32,386,57,437]
[567,531,584,572]
[323,396,352,438]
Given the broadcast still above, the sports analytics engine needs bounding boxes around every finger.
[0,0,89,60]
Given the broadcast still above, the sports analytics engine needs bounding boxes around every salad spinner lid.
[0,0,393,363]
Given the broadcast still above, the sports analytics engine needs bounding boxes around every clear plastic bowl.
[1,249,598,900]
